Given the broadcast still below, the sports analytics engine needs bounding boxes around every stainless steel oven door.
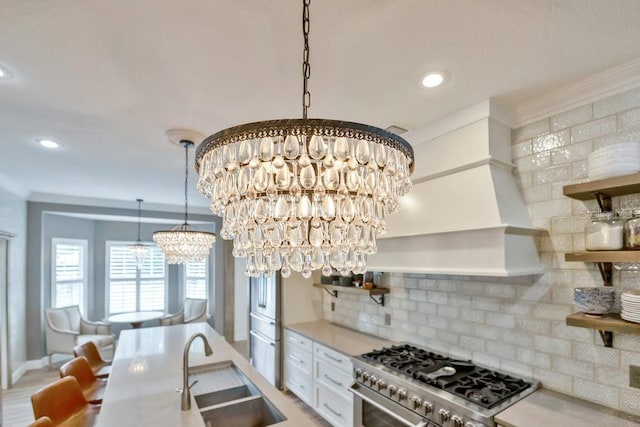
[350,382,433,427]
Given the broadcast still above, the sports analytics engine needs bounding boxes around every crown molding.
[512,57,640,128]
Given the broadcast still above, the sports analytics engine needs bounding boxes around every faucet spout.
[181,332,213,410]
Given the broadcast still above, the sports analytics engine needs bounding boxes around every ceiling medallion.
[195,0,414,278]
[154,138,216,264]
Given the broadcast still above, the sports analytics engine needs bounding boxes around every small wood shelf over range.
[563,173,640,347]
[313,283,390,306]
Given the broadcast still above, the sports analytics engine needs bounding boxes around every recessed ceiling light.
[422,72,445,88]
[38,139,61,149]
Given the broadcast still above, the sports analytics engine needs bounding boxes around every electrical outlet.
[331,302,335,312]
[630,365,640,388]
[384,313,391,326]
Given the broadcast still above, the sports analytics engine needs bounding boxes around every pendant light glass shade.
[195,1,414,279]
[128,198,148,270]
[154,141,216,264]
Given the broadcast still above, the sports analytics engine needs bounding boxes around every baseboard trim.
[11,354,73,383]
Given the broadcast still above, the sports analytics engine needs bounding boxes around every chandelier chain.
[136,198,143,241]
[183,141,190,226]
[302,0,311,119]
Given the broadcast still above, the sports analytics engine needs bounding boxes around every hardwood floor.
[3,364,332,427]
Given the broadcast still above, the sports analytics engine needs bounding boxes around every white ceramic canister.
[585,212,624,250]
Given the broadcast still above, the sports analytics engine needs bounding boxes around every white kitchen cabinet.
[283,329,355,427]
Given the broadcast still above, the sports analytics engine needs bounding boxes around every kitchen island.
[96,322,313,427]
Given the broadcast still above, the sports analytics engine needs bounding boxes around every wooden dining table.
[107,311,165,329]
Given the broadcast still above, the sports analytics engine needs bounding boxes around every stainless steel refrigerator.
[249,272,282,388]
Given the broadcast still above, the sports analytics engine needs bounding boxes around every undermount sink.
[189,360,286,427]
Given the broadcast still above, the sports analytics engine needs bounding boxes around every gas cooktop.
[352,343,539,427]
[361,344,531,409]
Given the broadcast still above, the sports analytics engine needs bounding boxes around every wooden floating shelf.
[565,251,640,263]
[563,173,640,201]
[313,283,390,306]
[566,312,640,347]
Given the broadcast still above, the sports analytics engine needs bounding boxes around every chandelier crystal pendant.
[154,141,216,264]
[195,0,414,279]
[128,198,149,270]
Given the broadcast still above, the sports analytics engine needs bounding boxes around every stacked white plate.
[621,291,640,323]
[588,142,640,181]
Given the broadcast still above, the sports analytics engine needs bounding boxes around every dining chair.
[73,341,112,378]
[31,376,100,426]
[159,298,207,326]
[59,356,107,404]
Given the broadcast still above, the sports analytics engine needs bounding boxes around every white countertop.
[496,389,640,427]
[96,323,313,427]
[285,320,395,355]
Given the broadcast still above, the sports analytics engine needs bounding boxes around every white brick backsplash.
[501,331,533,347]
[516,318,552,335]
[485,283,516,298]
[571,159,588,179]
[473,324,502,341]
[551,141,593,166]
[512,140,533,159]
[551,104,593,131]
[534,368,572,393]
[620,389,640,414]
[486,312,516,329]
[573,378,619,407]
[500,360,533,378]
[408,289,428,302]
[486,341,516,360]
[533,165,571,185]
[472,296,501,311]
[571,116,617,143]
[531,199,572,219]
[551,320,592,343]
[614,333,640,352]
[522,184,552,204]
[594,365,628,387]
[533,302,571,320]
[592,127,640,150]
[551,215,586,234]
[436,330,459,345]
[594,86,640,118]
[514,152,551,173]
[540,234,573,253]
[513,118,550,143]
[552,355,594,380]
[533,130,571,153]
[416,327,437,340]
[573,342,620,365]
[460,308,485,323]
[534,335,572,357]
[460,335,485,352]
[517,348,551,369]
[619,106,640,131]
[437,305,459,319]
[472,352,501,370]
[427,291,447,304]
[416,301,437,314]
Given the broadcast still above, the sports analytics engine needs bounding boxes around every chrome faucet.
[181,332,214,410]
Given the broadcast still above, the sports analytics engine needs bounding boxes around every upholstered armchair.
[159,298,207,326]
[44,305,114,367]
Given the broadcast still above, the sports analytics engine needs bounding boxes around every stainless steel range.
[349,344,539,427]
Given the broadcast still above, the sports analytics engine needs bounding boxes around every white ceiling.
[1,0,640,211]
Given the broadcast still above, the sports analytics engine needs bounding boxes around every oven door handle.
[349,383,429,427]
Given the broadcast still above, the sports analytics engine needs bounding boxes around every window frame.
[51,238,89,313]
[183,259,209,301]
[105,240,168,316]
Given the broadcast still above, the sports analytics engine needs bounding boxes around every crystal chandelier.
[154,141,216,264]
[128,198,148,269]
[195,0,414,278]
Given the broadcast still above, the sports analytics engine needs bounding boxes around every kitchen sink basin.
[200,395,285,427]
[188,360,285,426]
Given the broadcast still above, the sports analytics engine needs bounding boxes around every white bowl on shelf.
[588,142,640,180]
[574,287,615,317]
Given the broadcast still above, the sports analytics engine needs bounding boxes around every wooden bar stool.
[73,341,112,378]
[59,356,107,404]
[28,417,54,427]
[31,377,100,426]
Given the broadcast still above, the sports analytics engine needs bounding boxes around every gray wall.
[26,201,220,359]
[0,186,27,379]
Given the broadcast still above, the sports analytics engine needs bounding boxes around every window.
[184,260,208,300]
[52,238,88,312]
[107,242,166,315]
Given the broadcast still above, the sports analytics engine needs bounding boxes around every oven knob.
[388,385,397,396]
[362,372,370,382]
[422,401,434,414]
[369,375,378,386]
[451,415,464,427]
[410,396,422,409]
[355,368,363,379]
[377,380,387,390]
[397,389,407,401]
[438,408,451,422]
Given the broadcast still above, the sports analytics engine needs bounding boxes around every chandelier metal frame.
[128,198,149,270]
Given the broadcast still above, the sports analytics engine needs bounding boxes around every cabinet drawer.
[284,364,313,406]
[284,329,313,352]
[284,341,313,376]
[314,342,353,373]
[316,358,353,401]
[315,382,354,427]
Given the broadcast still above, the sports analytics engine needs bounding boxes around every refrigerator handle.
[250,329,276,347]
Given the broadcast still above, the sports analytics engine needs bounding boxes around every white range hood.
[367,101,544,277]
